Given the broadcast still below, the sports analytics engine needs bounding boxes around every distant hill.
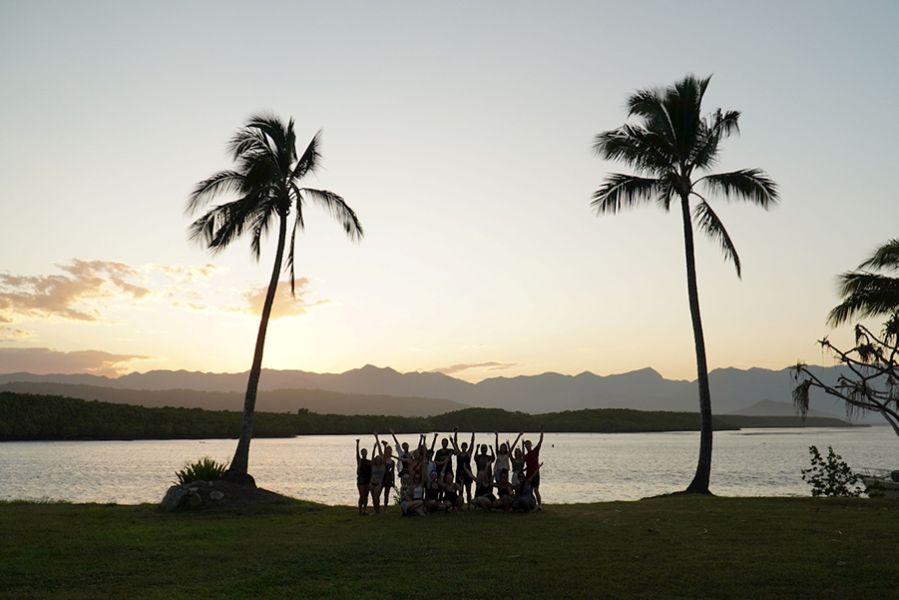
[0,363,870,419]
[0,382,465,417]
[728,399,842,419]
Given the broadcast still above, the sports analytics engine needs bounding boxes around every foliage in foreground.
[793,239,899,435]
[175,457,229,485]
[1,498,898,599]
[801,445,862,497]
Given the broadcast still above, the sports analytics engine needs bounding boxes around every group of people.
[354,428,544,516]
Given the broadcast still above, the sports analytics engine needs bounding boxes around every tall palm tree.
[828,238,899,326]
[187,114,362,484]
[591,75,778,494]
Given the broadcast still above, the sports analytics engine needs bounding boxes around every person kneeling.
[470,468,496,510]
[401,473,427,517]
[512,464,542,513]
[424,471,444,513]
[493,470,515,511]
[441,470,463,511]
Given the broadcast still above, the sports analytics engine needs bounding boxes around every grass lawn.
[1,496,895,599]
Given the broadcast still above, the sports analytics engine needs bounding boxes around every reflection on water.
[0,427,895,505]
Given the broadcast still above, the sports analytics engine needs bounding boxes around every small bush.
[801,445,862,497]
[175,457,228,485]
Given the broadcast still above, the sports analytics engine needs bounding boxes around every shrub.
[801,445,862,497]
[175,457,228,485]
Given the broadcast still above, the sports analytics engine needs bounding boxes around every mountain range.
[0,363,866,420]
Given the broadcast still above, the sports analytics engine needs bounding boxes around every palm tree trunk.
[225,213,288,484]
[679,194,713,494]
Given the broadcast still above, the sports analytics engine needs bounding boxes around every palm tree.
[591,75,778,494]
[828,239,899,326]
[187,114,362,484]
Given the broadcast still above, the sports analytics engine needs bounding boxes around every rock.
[209,490,225,502]
[188,491,203,508]
[161,485,190,512]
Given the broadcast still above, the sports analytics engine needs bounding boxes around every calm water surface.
[1,427,896,505]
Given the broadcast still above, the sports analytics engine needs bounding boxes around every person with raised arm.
[404,433,425,481]
[355,438,372,516]
[523,427,544,509]
[473,439,494,483]
[424,433,439,481]
[390,429,411,482]
[434,434,454,476]
[451,427,476,507]
[368,437,386,514]
[493,430,520,482]
[379,437,396,510]
[512,463,543,512]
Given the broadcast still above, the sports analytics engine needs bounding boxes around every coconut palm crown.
[187,114,362,480]
[592,75,778,494]
[828,238,899,327]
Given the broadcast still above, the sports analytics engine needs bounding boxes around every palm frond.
[245,112,289,164]
[691,109,741,171]
[292,131,322,181]
[828,272,899,326]
[188,194,270,254]
[227,127,272,162]
[711,109,741,139]
[285,186,307,296]
[665,74,711,162]
[248,200,279,260]
[696,169,779,208]
[858,239,899,272]
[186,170,245,215]
[693,198,741,277]
[593,125,675,174]
[591,174,662,214]
[302,188,364,241]
[625,88,677,147]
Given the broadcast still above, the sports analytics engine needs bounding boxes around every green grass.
[1,497,896,599]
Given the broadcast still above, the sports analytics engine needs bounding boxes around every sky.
[1,1,898,381]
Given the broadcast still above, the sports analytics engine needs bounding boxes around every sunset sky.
[1,1,898,381]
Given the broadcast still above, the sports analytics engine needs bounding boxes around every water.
[1,427,896,505]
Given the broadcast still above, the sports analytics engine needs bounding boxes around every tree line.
[1,392,856,442]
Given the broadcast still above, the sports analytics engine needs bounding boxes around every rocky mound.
[160,479,294,511]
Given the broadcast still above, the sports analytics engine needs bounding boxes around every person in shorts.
[523,427,544,509]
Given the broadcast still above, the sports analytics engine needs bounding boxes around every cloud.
[241,278,328,319]
[0,347,149,376]
[432,361,518,375]
[0,259,149,322]
[0,327,32,342]
[152,263,222,283]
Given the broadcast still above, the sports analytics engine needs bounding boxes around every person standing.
[355,438,372,516]
[434,435,454,475]
[369,446,386,514]
[523,427,544,509]
[451,428,475,507]
[377,434,396,510]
